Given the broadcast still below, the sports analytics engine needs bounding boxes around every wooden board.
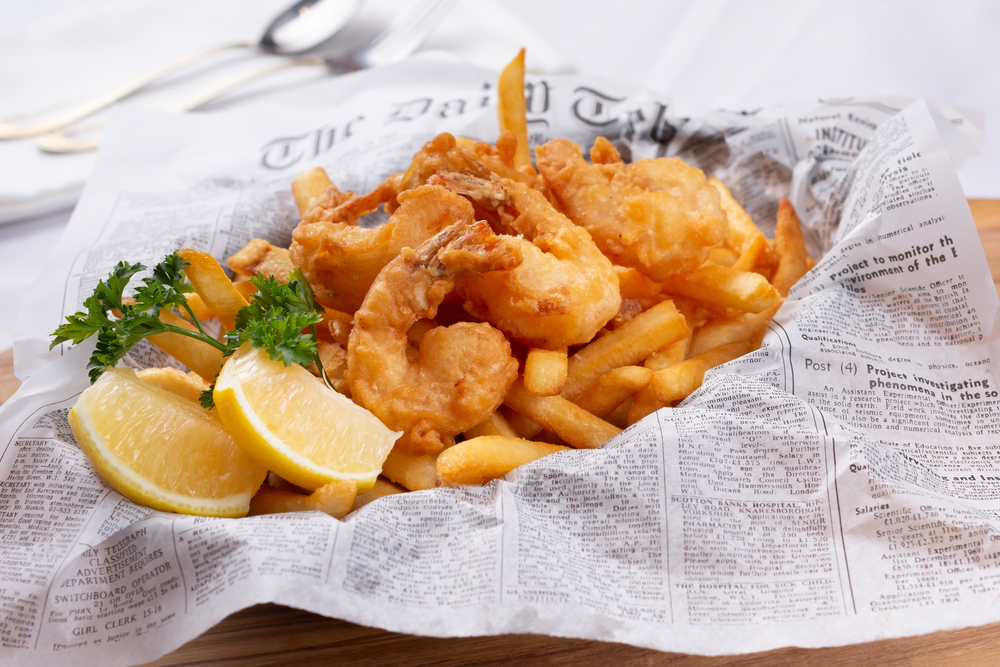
[1,199,998,667]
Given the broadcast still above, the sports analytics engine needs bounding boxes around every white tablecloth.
[2,0,998,354]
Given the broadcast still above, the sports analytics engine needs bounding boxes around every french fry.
[605,397,632,429]
[381,445,438,491]
[437,436,568,486]
[177,248,250,330]
[771,198,810,297]
[227,238,294,282]
[661,264,781,314]
[709,176,776,266]
[135,367,209,403]
[644,338,687,371]
[291,166,333,216]
[248,479,357,519]
[350,478,406,512]
[501,406,545,440]
[233,279,257,302]
[574,366,652,418]
[464,411,519,439]
[265,471,308,493]
[561,299,688,401]
[732,233,768,272]
[706,246,738,267]
[614,265,666,309]
[628,387,669,425]
[523,348,568,396]
[184,293,215,321]
[652,340,755,404]
[689,303,780,357]
[505,379,621,449]
[497,48,531,170]
[146,310,224,382]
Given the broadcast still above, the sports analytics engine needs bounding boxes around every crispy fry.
[437,435,568,486]
[505,379,621,449]
[644,337,689,371]
[614,265,666,309]
[497,48,531,170]
[233,280,257,301]
[184,293,215,321]
[177,248,250,330]
[135,367,210,403]
[146,310,224,381]
[464,411,519,439]
[662,264,781,314]
[628,387,668,425]
[292,167,334,216]
[501,406,545,440]
[689,303,780,357]
[709,176,776,267]
[706,246,738,267]
[524,348,568,396]
[574,366,652,418]
[381,445,438,491]
[732,233,768,272]
[771,198,810,297]
[652,340,755,404]
[227,238,294,282]
[561,299,688,401]
[350,477,406,512]
[248,479,357,519]
[605,397,632,428]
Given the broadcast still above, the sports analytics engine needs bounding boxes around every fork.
[35,0,458,154]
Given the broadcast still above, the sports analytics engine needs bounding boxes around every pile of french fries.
[131,49,813,517]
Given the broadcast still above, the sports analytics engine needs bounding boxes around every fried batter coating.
[290,185,475,312]
[431,172,620,349]
[347,221,523,455]
[394,132,547,200]
[536,137,728,281]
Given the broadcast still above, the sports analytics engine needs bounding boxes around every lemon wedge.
[69,367,267,517]
[214,344,400,492]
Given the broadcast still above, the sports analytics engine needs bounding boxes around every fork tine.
[363,0,458,66]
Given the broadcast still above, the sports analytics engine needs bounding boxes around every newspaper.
[2,56,996,665]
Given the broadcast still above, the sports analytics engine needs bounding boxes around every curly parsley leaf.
[52,252,331,400]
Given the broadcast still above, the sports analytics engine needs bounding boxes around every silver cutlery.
[34,0,458,154]
[0,0,362,140]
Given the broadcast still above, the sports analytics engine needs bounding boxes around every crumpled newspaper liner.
[1,58,995,666]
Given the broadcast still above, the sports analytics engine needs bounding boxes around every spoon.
[0,0,361,140]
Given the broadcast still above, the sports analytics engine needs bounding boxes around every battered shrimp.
[347,221,523,455]
[393,132,547,200]
[290,185,475,312]
[430,172,621,349]
[536,137,728,281]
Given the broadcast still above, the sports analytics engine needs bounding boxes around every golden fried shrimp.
[347,221,523,455]
[430,172,621,349]
[394,132,547,201]
[299,177,400,226]
[290,185,475,312]
[536,137,728,281]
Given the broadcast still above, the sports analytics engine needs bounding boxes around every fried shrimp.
[536,137,728,281]
[347,221,523,454]
[290,185,475,312]
[394,132,547,201]
[431,172,621,349]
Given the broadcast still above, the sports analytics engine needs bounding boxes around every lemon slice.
[214,344,400,491]
[69,367,267,517]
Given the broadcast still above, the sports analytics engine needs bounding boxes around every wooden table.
[2,199,999,666]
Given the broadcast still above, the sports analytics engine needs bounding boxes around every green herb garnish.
[51,253,332,406]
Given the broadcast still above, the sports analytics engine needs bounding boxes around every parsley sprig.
[51,252,332,406]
